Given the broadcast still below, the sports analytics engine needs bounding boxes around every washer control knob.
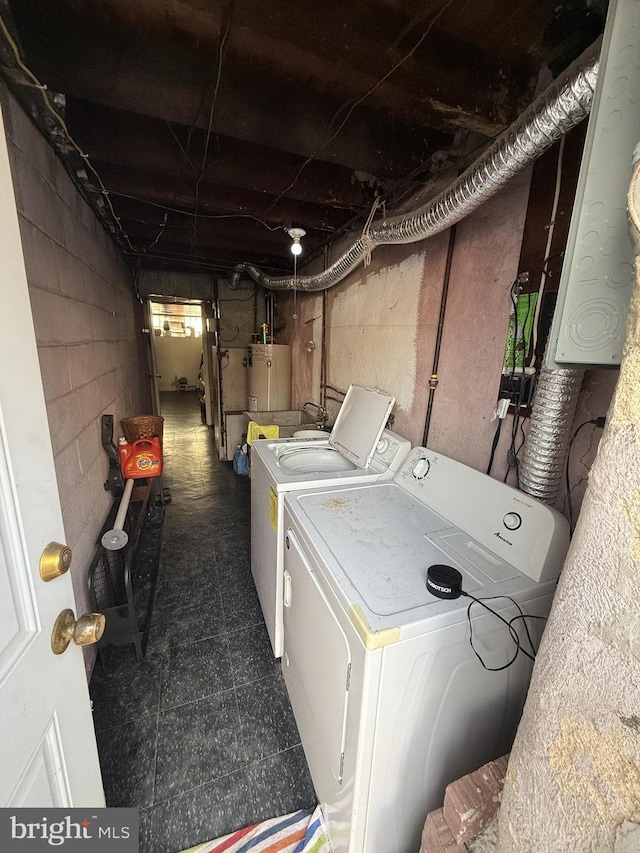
[377,436,389,454]
[412,457,430,479]
[503,512,522,531]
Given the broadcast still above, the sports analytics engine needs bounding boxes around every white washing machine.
[250,385,410,657]
[281,446,570,853]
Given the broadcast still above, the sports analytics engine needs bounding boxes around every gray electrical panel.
[547,0,640,369]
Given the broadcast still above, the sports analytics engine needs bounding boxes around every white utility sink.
[292,429,328,439]
[278,446,357,473]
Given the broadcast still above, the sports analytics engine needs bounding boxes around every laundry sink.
[245,410,330,438]
[278,446,357,473]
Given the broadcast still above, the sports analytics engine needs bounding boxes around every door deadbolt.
[51,609,106,655]
[39,542,72,582]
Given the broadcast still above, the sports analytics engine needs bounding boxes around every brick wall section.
[442,755,508,844]
[1,86,150,662]
[419,756,507,853]
[421,809,468,852]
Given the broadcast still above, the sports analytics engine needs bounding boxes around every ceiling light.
[288,227,306,256]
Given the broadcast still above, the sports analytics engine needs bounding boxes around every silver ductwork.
[233,45,600,507]
[232,41,600,293]
[518,352,585,504]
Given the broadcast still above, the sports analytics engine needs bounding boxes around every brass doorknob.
[39,542,72,582]
[51,609,106,655]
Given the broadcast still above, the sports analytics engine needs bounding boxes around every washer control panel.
[395,447,569,583]
[372,430,411,471]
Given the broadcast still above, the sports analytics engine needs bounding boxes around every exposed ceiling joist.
[1,0,606,274]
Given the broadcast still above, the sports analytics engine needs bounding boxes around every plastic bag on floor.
[176,806,332,853]
[233,443,250,476]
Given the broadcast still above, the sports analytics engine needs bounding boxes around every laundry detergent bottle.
[118,437,163,479]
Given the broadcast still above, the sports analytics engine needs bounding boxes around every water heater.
[248,344,292,411]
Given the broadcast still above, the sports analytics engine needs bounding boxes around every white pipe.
[101,478,134,551]
[114,478,134,530]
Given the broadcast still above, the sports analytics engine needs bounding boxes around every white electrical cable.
[529,135,566,366]
[292,253,298,319]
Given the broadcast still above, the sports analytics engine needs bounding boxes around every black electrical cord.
[486,416,504,475]
[504,374,527,486]
[565,416,606,535]
[426,565,546,671]
[462,592,545,670]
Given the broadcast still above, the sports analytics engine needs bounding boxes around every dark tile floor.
[90,392,316,853]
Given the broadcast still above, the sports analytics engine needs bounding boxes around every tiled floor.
[90,392,316,853]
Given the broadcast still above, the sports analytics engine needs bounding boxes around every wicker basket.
[121,415,164,443]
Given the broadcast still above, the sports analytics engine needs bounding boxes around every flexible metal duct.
[518,352,585,504]
[232,42,599,292]
[234,45,599,505]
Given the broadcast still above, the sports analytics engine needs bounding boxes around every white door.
[144,301,162,415]
[0,102,105,806]
[201,305,215,426]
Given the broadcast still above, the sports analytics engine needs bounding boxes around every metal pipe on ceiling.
[231,41,599,293]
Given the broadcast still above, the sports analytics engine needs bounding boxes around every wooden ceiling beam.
[14,5,450,180]
[223,9,525,135]
[123,228,293,273]
[93,162,353,234]
[33,0,531,133]
[116,199,326,255]
[136,250,285,276]
[66,102,381,212]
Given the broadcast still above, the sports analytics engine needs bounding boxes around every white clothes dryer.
[250,385,410,657]
[281,446,570,853]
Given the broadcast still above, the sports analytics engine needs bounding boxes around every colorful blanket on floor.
[178,806,332,853]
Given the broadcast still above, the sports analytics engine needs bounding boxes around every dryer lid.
[329,384,395,469]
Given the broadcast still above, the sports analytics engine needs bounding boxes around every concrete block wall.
[1,86,150,659]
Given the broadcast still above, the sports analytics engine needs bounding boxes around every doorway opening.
[147,298,210,426]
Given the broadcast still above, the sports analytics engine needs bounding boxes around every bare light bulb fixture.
[287,227,306,320]
[288,227,306,256]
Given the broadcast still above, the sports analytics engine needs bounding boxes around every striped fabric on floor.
[178,806,333,853]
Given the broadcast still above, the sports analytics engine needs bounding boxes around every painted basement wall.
[283,170,534,480]
[279,168,619,523]
[154,334,202,391]
[1,86,150,671]
[424,170,532,472]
